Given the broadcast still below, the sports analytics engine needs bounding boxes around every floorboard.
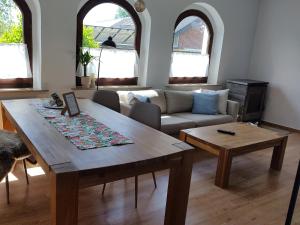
[0,133,299,225]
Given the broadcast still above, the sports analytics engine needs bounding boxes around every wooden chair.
[92,90,121,113]
[102,102,161,208]
[0,130,31,204]
[285,160,300,225]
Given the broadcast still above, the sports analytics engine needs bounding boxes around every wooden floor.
[0,132,299,225]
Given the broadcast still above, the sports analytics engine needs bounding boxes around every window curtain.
[78,48,138,78]
[0,44,32,79]
[170,51,209,77]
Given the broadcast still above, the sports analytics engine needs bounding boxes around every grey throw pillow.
[165,91,193,114]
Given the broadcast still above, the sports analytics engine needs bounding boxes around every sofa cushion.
[128,92,150,105]
[148,90,167,114]
[161,115,196,135]
[202,89,229,115]
[117,91,130,103]
[118,90,167,114]
[192,92,219,115]
[172,113,234,127]
[165,91,193,114]
[120,102,131,116]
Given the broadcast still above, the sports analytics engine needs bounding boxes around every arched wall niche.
[178,2,224,84]
[23,0,41,89]
[76,0,151,86]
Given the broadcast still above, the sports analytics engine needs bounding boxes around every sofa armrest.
[120,102,132,116]
[227,100,240,120]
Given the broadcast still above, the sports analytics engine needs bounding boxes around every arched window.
[0,0,33,88]
[76,0,142,86]
[169,10,213,84]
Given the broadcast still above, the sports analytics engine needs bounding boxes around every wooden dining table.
[1,98,194,225]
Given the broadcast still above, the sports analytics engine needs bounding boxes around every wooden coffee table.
[179,122,288,188]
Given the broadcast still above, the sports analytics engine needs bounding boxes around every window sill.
[72,86,152,91]
[0,88,49,94]
[166,83,218,86]
[166,83,223,91]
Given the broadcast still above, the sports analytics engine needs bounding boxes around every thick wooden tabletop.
[181,122,287,151]
[2,99,193,174]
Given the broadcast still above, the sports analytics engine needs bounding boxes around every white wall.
[144,0,260,88]
[249,0,300,129]
[25,0,41,89]
[39,0,78,93]
[29,0,259,92]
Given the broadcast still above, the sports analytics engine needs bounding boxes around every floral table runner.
[34,104,133,150]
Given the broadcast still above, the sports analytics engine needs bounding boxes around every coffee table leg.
[179,131,187,142]
[215,150,232,188]
[271,136,288,170]
[164,152,193,225]
[50,171,79,225]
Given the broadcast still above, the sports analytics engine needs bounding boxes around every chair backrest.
[92,90,121,113]
[129,102,161,130]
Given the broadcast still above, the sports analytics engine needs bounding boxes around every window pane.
[173,16,210,54]
[0,0,23,40]
[78,48,137,78]
[0,44,32,78]
[170,52,209,77]
[0,0,32,80]
[83,3,136,49]
[80,3,137,79]
[171,15,211,78]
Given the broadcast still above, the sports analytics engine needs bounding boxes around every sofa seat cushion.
[172,113,234,127]
[161,115,196,135]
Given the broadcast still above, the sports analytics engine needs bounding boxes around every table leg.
[164,152,193,225]
[1,104,15,131]
[50,171,79,225]
[215,149,232,188]
[179,131,187,142]
[271,136,288,170]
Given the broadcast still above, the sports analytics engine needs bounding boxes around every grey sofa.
[118,89,239,135]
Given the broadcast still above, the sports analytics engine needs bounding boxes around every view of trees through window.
[170,15,212,80]
[80,3,138,79]
[0,0,23,43]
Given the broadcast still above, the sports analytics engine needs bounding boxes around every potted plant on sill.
[79,49,94,88]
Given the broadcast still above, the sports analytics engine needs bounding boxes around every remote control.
[217,129,236,136]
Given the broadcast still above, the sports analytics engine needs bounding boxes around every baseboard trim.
[262,121,300,133]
